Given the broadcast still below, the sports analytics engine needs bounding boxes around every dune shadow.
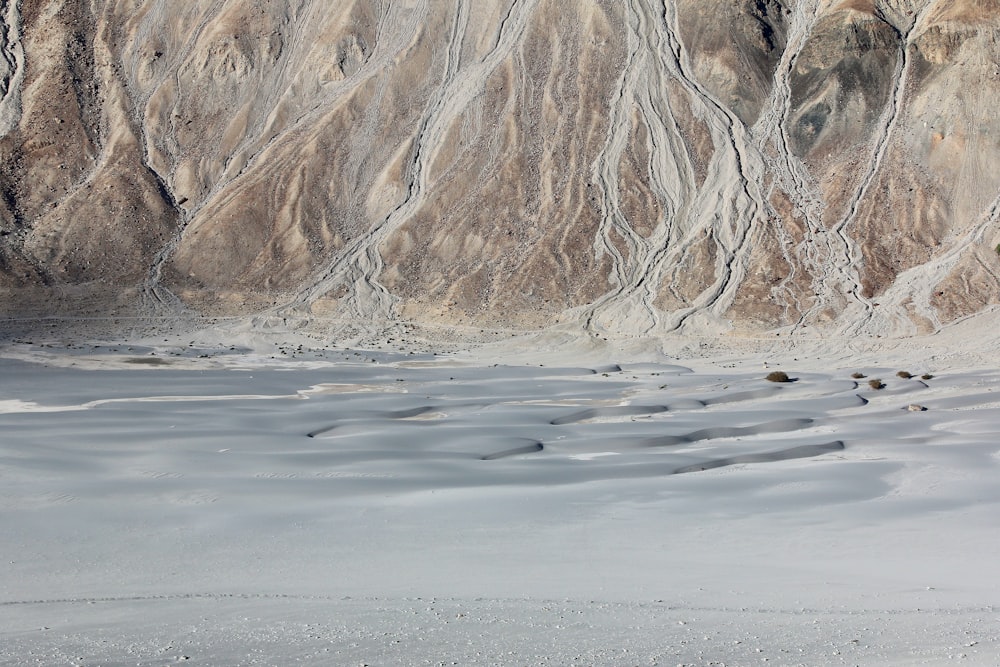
[702,387,780,405]
[377,406,442,420]
[673,441,845,474]
[642,418,815,447]
[125,357,172,366]
[307,405,463,437]
[551,405,669,425]
[480,441,545,460]
[307,425,338,438]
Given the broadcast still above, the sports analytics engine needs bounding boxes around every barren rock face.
[0,0,998,337]
[678,0,790,126]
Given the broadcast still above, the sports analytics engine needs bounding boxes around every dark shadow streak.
[481,442,544,460]
[642,418,814,447]
[673,441,845,474]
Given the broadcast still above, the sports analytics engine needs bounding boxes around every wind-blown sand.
[2,335,1000,665]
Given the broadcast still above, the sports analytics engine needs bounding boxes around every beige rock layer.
[0,0,998,338]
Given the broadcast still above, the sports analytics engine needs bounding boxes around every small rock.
[907,404,927,412]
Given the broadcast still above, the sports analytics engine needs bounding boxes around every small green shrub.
[851,372,866,379]
[868,378,885,390]
[896,371,913,379]
[766,371,791,383]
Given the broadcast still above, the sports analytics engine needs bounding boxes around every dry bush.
[851,372,866,379]
[868,378,885,390]
[766,371,791,383]
[921,373,934,380]
[896,371,913,379]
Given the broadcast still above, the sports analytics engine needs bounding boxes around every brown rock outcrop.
[0,0,998,338]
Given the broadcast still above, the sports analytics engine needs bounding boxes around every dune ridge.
[3,344,1000,663]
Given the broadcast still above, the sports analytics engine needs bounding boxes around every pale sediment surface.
[2,343,1000,665]
[3,1,1000,661]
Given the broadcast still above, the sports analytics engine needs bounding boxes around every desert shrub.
[896,371,913,379]
[851,372,866,379]
[766,371,791,383]
[868,378,885,390]
[921,373,934,380]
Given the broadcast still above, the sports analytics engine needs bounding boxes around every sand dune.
[3,342,1000,664]
[3,1,1000,661]
[672,440,845,474]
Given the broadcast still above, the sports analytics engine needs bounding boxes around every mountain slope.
[1,0,998,339]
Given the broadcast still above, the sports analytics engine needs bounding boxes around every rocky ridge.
[1,0,998,341]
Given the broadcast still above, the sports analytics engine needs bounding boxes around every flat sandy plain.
[2,326,1000,666]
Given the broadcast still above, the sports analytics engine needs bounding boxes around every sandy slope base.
[1,343,999,665]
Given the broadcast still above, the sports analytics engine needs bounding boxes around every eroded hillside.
[1,0,998,339]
